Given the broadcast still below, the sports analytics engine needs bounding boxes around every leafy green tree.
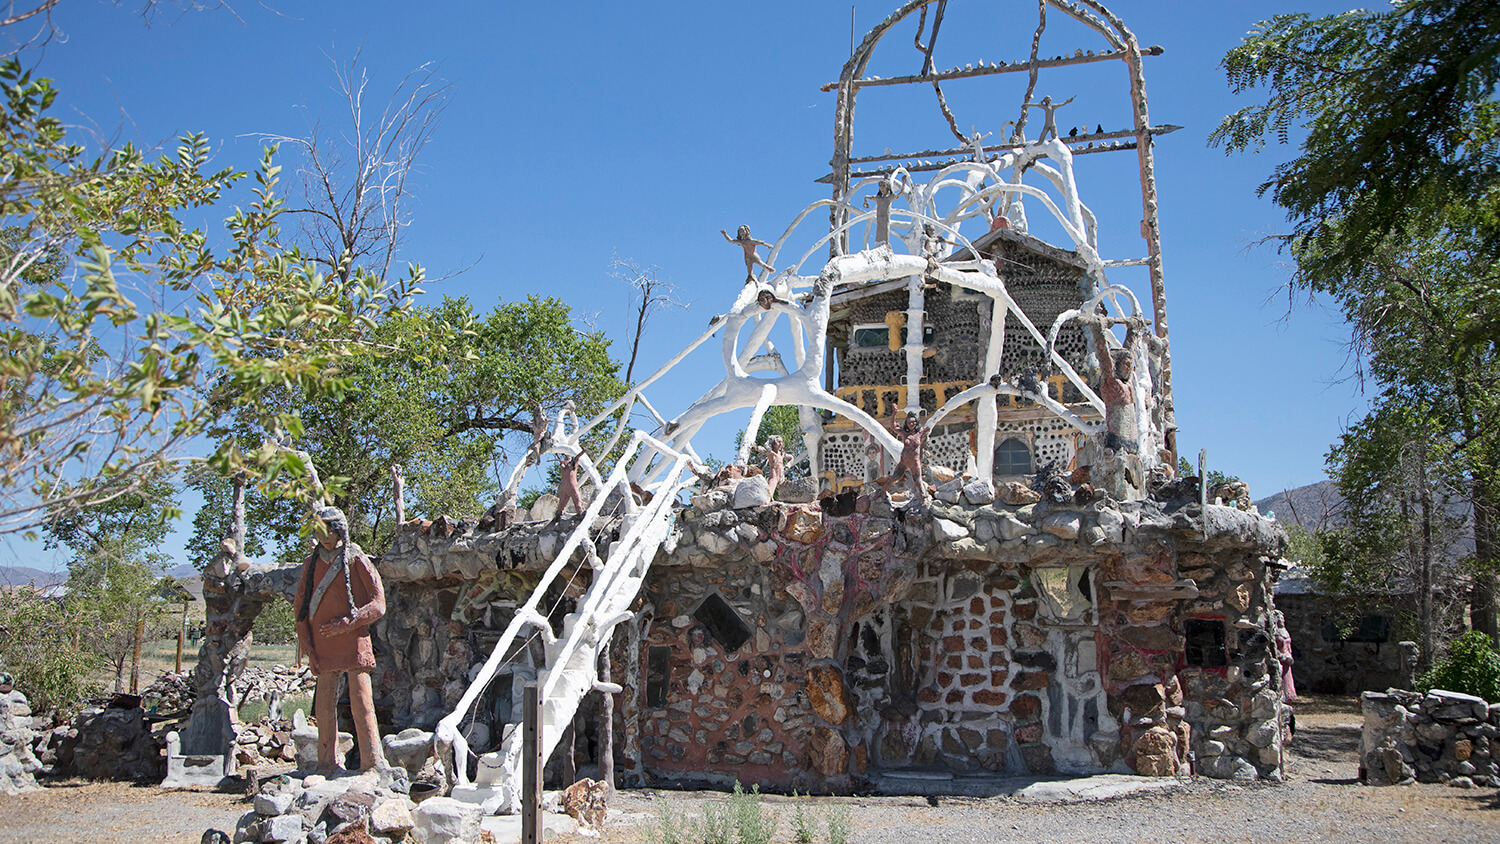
[736,405,810,482]
[0,56,423,536]
[42,475,180,692]
[1316,401,1470,668]
[1417,630,1500,702]
[1210,0,1500,316]
[1213,0,1500,638]
[0,584,101,715]
[195,295,623,557]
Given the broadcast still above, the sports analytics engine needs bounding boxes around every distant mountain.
[0,564,64,587]
[1254,481,1345,529]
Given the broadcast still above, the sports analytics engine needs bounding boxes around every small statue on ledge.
[721,225,775,284]
[881,411,929,505]
[751,435,795,499]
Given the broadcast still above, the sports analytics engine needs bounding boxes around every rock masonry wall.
[1361,688,1500,787]
[375,475,1290,792]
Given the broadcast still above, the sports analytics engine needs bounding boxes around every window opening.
[993,437,1033,476]
[1184,619,1228,667]
[693,592,752,652]
[645,646,671,707]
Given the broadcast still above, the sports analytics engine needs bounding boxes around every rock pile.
[1361,688,1500,787]
[233,665,317,707]
[231,768,430,844]
[54,699,165,781]
[0,677,41,794]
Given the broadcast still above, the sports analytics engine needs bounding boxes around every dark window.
[852,324,935,348]
[1322,615,1390,644]
[693,593,752,652]
[994,437,1032,476]
[1184,619,1228,667]
[645,646,671,707]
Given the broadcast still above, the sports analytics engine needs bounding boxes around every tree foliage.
[1215,0,1500,639]
[195,295,623,557]
[0,56,422,536]
[1416,630,1500,702]
[1210,0,1500,320]
[42,475,180,692]
[0,585,100,715]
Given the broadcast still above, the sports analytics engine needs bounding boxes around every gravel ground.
[1,696,1496,843]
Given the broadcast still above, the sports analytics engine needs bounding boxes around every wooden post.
[130,614,145,694]
[598,634,615,796]
[522,683,542,844]
[561,722,576,785]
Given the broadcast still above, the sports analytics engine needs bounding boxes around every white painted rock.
[529,493,559,522]
[731,476,771,509]
[933,518,967,542]
[412,797,483,844]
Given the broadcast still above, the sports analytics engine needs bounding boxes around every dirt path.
[2,696,1497,843]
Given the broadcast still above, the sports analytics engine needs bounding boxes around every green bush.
[0,588,102,716]
[252,598,298,645]
[1417,630,1500,703]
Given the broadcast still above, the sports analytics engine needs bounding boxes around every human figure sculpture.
[882,411,929,505]
[864,177,896,245]
[1087,316,1146,500]
[553,452,583,520]
[294,505,388,773]
[1096,326,1140,456]
[751,435,795,499]
[721,225,775,284]
[1023,95,1075,142]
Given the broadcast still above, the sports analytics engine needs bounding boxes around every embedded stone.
[259,814,305,843]
[808,728,848,777]
[412,798,482,844]
[732,476,772,509]
[1000,482,1041,506]
[933,518,968,542]
[783,509,825,544]
[996,514,1036,540]
[370,799,415,836]
[804,663,851,725]
[778,477,819,504]
[936,478,965,504]
[530,493,559,522]
[1041,512,1081,539]
[1132,726,1177,777]
[1226,582,1253,613]
[253,791,295,817]
[961,478,995,506]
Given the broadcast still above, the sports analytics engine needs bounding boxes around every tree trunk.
[1471,478,1498,642]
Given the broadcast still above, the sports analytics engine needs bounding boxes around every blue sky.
[7,1,1370,572]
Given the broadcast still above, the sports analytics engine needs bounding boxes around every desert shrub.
[1417,630,1500,703]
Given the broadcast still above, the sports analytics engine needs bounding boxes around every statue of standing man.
[295,505,388,773]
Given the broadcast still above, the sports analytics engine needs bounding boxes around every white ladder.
[435,431,693,814]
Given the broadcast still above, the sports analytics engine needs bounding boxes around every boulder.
[731,476,772,509]
[411,797,483,844]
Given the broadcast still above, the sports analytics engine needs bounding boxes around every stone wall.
[0,686,40,794]
[1276,591,1406,694]
[373,474,1289,792]
[1361,688,1500,787]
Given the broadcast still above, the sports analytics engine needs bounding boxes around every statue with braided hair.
[294,505,389,773]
